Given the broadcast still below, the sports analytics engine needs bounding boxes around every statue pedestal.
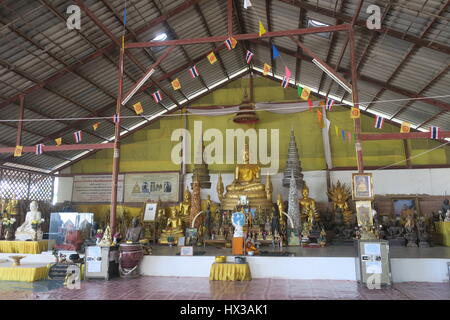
[232,237,244,255]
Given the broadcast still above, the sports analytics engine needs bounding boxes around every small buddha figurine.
[6,196,18,216]
[15,200,42,241]
[299,185,320,223]
[159,207,184,244]
[318,228,327,247]
[125,217,145,243]
[179,188,191,224]
[99,225,112,247]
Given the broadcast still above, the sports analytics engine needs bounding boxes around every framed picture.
[177,237,185,246]
[142,201,158,222]
[355,201,373,227]
[391,197,419,219]
[180,246,194,256]
[352,173,374,200]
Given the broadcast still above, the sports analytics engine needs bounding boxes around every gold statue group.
[157,144,356,247]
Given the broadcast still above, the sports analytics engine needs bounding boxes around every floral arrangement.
[31,218,45,231]
[2,217,16,229]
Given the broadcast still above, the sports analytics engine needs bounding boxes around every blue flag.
[341,130,346,140]
[123,8,127,25]
[272,44,279,59]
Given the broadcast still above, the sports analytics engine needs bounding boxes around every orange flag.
[55,138,62,146]
[133,102,144,115]
[400,122,411,133]
[14,145,23,157]
[171,78,181,90]
[263,63,271,75]
[207,52,217,64]
[92,122,100,131]
[350,107,360,119]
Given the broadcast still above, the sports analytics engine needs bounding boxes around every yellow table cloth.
[0,240,50,254]
[0,265,48,282]
[435,222,450,247]
[209,263,252,281]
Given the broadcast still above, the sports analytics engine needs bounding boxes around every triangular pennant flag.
[335,125,339,137]
[133,102,143,115]
[400,122,411,133]
[272,44,279,59]
[55,138,62,146]
[92,122,100,131]
[374,115,384,129]
[284,66,291,80]
[35,144,44,155]
[350,107,360,119]
[308,99,313,111]
[207,52,217,64]
[245,50,254,64]
[244,0,252,9]
[341,130,346,141]
[152,90,162,103]
[74,131,82,143]
[300,87,311,100]
[14,145,23,157]
[263,63,271,75]
[171,78,181,90]
[189,65,200,78]
[224,37,237,50]
[430,126,440,139]
[259,21,266,36]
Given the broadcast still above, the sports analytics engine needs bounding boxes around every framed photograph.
[177,237,185,246]
[180,246,194,256]
[142,201,158,222]
[355,201,373,227]
[352,173,374,200]
[391,197,419,219]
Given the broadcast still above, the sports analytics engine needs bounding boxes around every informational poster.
[365,261,382,274]
[364,243,381,256]
[124,172,179,202]
[86,246,102,273]
[72,174,124,203]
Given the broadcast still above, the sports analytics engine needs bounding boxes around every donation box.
[355,240,391,288]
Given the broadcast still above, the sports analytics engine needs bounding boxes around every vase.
[33,230,38,241]
[5,229,13,240]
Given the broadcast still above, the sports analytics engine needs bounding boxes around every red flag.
[308,99,313,112]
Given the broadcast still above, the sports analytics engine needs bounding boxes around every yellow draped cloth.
[0,264,48,282]
[209,263,252,281]
[435,222,450,247]
[0,241,50,254]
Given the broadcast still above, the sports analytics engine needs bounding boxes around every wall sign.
[124,172,179,202]
[72,174,124,203]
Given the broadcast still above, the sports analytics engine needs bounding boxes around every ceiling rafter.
[294,6,305,85]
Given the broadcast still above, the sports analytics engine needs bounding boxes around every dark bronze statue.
[125,217,144,243]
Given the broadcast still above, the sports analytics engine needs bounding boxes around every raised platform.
[139,245,450,283]
[0,240,55,254]
[0,261,48,282]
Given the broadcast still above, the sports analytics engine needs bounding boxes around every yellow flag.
[55,138,62,146]
[300,87,311,100]
[259,21,266,36]
[263,63,271,75]
[207,52,217,64]
[230,37,237,48]
[133,102,144,115]
[171,78,181,90]
[400,122,411,133]
[14,145,23,157]
[350,107,361,119]
[92,122,100,131]
[122,36,125,49]
[335,125,339,137]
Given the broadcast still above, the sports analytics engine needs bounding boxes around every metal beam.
[0,143,114,153]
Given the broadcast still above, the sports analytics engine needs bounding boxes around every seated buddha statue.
[299,185,320,224]
[159,207,184,244]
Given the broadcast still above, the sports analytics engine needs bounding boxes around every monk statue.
[159,207,184,244]
[299,185,320,224]
[15,201,42,241]
[221,143,272,210]
[125,217,145,243]
[179,188,191,224]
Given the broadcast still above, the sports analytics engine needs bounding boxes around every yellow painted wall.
[70,77,449,175]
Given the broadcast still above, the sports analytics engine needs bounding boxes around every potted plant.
[2,217,16,240]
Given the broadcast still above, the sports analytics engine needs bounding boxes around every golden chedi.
[159,207,184,244]
[221,143,272,211]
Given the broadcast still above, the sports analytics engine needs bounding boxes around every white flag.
[244,0,252,9]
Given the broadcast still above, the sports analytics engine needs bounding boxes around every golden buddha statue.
[216,173,224,202]
[328,181,354,224]
[277,194,285,225]
[99,225,112,247]
[179,188,191,224]
[299,185,320,224]
[6,196,18,216]
[159,207,184,244]
[221,144,272,210]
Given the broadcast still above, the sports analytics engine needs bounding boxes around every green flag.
[297,86,302,97]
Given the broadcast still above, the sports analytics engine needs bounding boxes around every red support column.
[110,47,125,236]
[227,0,233,36]
[349,28,364,173]
[16,95,24,147]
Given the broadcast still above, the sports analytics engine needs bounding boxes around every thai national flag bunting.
[374,116,384,129]
[152,90,162,103]
[113,113,120,123]
[245,50,254,64]
[325,98,335,111]
[189,65,199,78]
[74,131,82,143]
[224,38,233,50]
[430,126,440,139]
[281,76,289,88]
[35,144,43,155]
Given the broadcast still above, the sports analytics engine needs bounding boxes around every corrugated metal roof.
[0,0,448,172]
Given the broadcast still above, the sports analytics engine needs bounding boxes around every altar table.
[434,222,450,247]
[209,262,252,281]
[0,263,48,282]
[0,240,51,254]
